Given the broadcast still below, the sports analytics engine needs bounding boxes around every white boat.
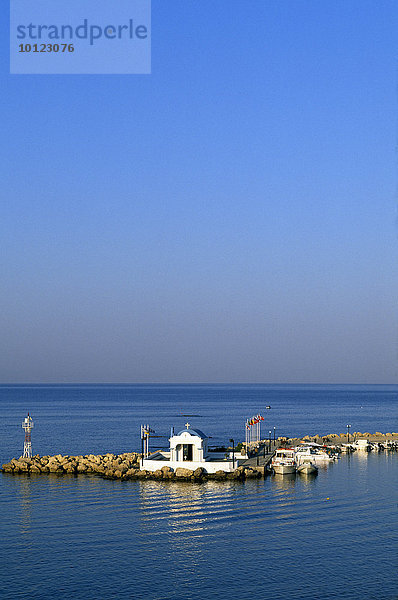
[382,440,397,450]
[294,444,335,463]
[271,448,296,474]
[341,443,355,453]
[352,439,372,452]
[296,457,318,475]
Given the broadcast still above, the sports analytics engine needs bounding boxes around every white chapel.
[141,423,246,474]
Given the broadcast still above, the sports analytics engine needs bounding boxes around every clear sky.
[1,0,397,383]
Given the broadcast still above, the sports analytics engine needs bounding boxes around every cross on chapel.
[185,422,190,429]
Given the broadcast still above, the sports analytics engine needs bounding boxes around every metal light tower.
[22,413,34,458]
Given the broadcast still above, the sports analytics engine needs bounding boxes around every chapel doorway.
[183,444,193,461]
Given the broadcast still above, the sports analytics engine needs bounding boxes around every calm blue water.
[1,385,397,600]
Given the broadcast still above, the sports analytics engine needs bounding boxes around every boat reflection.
[271,472,296,489]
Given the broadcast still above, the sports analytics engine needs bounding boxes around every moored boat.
[294,443,336,463]
[271,448,296,474]
[352,439,373,452]
[296,457,318,475]
[341,443,355,453]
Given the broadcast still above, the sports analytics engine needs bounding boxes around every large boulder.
[125,468,139,478]
[244,468,260,479]
[50,464,64,473]
[136,469,149,479]
[103,453,115,463]
[161,466,175,479]
[103,469,117,479]
[116,463,129,474]
[119,453,138,468]
[88,454,101,464]
[15,460,30,472]
[193,467,205,479]
[63,462,77,474]
[175,468,194,479]
[161,466,173,475]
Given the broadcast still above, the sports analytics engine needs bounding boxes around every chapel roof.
[176,428,208,439]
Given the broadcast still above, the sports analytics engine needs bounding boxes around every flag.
[143,427,155,434]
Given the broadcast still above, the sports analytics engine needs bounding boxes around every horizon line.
[0,382,397,386]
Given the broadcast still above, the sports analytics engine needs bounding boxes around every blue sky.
[1,0,397,383]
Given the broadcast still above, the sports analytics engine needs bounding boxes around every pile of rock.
[1,454,264,482]
[1,452,141,478]
[289,432,397,445]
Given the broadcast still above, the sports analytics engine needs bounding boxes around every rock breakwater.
[284,432,398,445]
[1,453,263,482]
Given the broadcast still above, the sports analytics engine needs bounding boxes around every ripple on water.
[0,453,397,600]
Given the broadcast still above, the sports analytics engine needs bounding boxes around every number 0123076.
[19,43,75,53]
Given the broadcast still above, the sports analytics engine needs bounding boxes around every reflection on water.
[1,452,397,600]
[355,450,372,462]
[271,472,296,490]
[137,480,238,571]
[139,480,208,535]
[297,470,318,479]
[18,477,33,538]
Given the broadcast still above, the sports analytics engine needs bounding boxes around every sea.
[0,384,397,600]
